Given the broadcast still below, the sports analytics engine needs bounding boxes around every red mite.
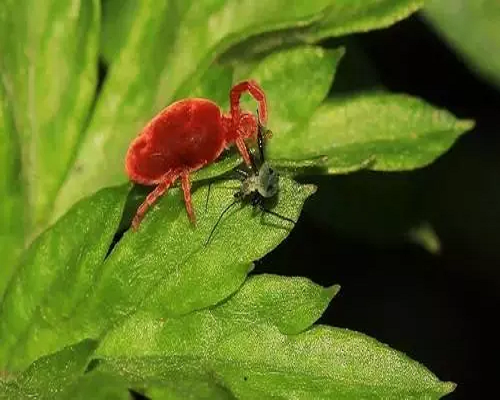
[125,80,268,230]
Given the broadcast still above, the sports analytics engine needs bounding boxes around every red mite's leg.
[132,176,176,231]
[229,80,268,167]
[229,80,268,125]
[235,137,252,166]
[181,172,196,225]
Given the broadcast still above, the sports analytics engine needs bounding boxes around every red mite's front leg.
[229,80,268,167]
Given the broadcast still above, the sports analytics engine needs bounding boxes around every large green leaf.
[0,177,313,372]
[0,0,100,238]
[95,276,453,400]
[268,92,475,171]
[52,0,425,226]
[0,79,24,298]
[425,0,500,89]
[0,340,98,399]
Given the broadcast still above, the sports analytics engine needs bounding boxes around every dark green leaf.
[0,0,100,237]
[268,92,475,171]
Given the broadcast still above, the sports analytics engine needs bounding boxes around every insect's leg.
[258,204,296,225]
[132,177,174,231]
[181,172,196,225]
[230,80,268,125]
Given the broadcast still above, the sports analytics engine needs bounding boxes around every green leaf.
[0,78,24,298]
[0,340,98,399]
[0,186,129,372]
[220,1,424,63]
[52,0,425,226]
[56,371,130,400]
[0,178,313,372]
[424,0,500,89]
[194,45,344,181]
[0,0,100,237]
[95,276,452,399]
[268,92,475,171]
[242,46,345,133]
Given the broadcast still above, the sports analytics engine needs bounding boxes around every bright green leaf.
[241,46,345,133]
[268,92,475,171]
[98,274,337,357]
[0,340,98,400]
[0,0,100,237]
[0,78,24,298]
[95,275,452,399]
[0,177,313,372]
[425,0,500,89]
[0,186,129,372]
[97,307,452,400]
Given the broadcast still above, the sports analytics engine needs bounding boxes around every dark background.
[260,14,499,400]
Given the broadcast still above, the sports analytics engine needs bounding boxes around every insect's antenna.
[205,199,240,246]
[259,205,296,225]
[204,182,212,213]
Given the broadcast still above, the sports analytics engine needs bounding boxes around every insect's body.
[125,80,267,230]
[238,162,279,202]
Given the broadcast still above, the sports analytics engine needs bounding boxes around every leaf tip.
[325,284,341,299]
[440,380,457,396]
[456,118,475,133]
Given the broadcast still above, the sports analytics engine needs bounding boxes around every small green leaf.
[98,274,337,357]
[0,0,100,236]
[268,92,475,171]
[0,340,98,399]
[425,0,500,89]
[194,45,344,181]
[241,46,345,133]
[0,178,313,372]
[56,371,130,400]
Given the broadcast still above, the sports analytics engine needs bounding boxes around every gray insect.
[205,113,295,245]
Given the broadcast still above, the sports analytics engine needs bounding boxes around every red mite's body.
[125,80,267,230]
